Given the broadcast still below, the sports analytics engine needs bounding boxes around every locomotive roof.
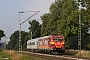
[39,36,49,39]
[27,38,39,43]
[27,36,49,43]
[27,35,64,43]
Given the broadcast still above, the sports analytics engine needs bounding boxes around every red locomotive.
[27,35,65,54]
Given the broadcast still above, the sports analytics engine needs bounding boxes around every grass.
[64,49,79,55]
[1,50,51,60]
[0,49,90,60]
[0,50,12,60]
[64,49,90,58]
[75,50,90,57]
[20,55,50,60]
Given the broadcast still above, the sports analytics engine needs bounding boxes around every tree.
[41,13,51,36]
[8,30,28,50]
[0,30,5,48]
[80,0,90,50]
[41,0,78,49]
[8,19,41,50]
[28,19,41,39]
[21,31,28,50]
[0,30,4,40]
[41,0,90,50]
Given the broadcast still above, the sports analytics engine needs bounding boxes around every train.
[27,35,65,54]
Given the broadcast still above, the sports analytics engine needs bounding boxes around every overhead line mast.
[78,0,82,56]
[19,11,40,54]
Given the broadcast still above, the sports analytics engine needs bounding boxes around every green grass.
[64,49,90,58]
[75,50,90,57]
[0,50,12,60]
[64,49,79,56]
[1,49,90,60]
[0,49,51,60]
[20,55,51,60]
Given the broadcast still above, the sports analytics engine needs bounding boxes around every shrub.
[0,48,2,51]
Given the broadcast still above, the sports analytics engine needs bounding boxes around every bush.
[0,50,12,60]
[64,49,79,55]
[87,43,90,50]
[0,48,2,51]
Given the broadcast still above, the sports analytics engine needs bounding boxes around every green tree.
[8,20,41,50]
[41,13,51,36]
[8,30,28,50]
[21,31,28,50]
[41,0,90,50]
[80,0,90,50]
[28,19,41,39]
[0,30,4,40]
[0,30,5,48]
[41,0,78,49]
[23,35,30,50]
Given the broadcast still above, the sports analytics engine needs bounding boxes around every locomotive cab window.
[53,38,63,41]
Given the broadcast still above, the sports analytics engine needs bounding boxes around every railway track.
[22,51,90,60]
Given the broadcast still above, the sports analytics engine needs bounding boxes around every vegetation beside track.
[64,49,90,57]
[0,49,51,60]
[0,49,12,60]
[0,49,90,60]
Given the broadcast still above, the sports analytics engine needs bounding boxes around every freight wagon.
[27,35,65,54]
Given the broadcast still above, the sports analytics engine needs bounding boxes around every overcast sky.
[0,0,55,42]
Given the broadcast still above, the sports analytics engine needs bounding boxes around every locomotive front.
[49,35,65,53]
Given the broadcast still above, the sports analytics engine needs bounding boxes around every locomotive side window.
[40,41,42,45]
[44,38,48,45]
[30,42,31,45]
[39,39,43,45]
[32,42,35,45]
[30,42,35,45]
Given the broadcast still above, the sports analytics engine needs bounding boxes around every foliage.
[64,49,79,56]
[0,30,4,48]
[8,30,28,50]
[28,19,41,39]
[41,0,90,50]
[0,48,2,51]
[87,43,90,50]
[0,30,4,40]
[80,0,90,50]
[0,51,12,60]
[8,0,90,50]
[8,20,41,50]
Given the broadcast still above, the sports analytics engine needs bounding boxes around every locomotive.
[27,35,65,54]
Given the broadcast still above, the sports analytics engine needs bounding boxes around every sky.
[0,0,55,43]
